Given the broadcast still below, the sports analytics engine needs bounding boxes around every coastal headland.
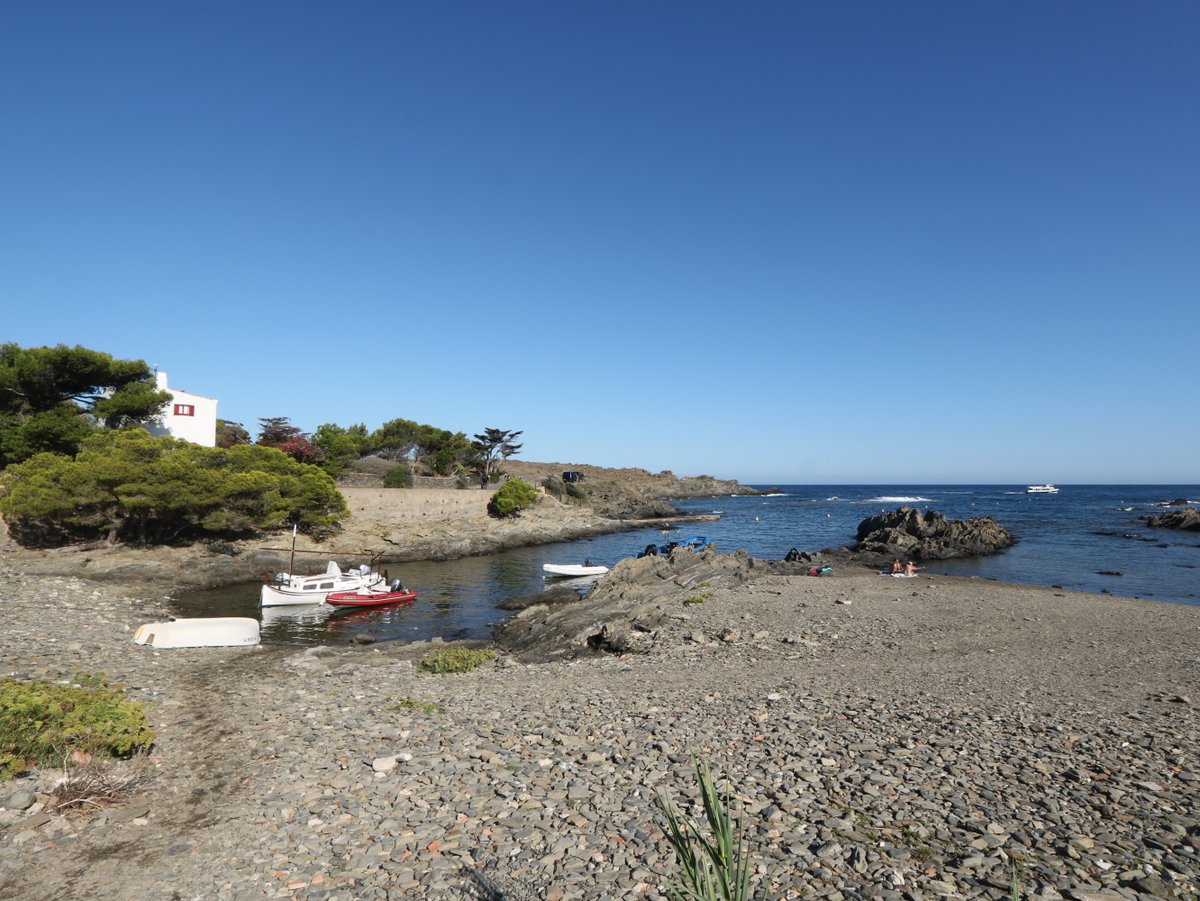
[1,469,1198,899]
[0,464,751,590]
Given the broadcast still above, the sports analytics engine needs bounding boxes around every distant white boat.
[542,563,609,578]
[1026,484,1060,494]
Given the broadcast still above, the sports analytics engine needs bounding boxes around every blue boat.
[636,535,712,558]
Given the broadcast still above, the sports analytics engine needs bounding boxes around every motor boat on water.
[325,580,418,608]
[260,561,385,607]
[1026,484,1060,494]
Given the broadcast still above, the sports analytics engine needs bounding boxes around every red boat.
[325,586,418,608]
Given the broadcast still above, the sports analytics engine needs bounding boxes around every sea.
[172,484,1199,646]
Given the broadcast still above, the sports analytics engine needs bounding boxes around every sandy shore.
[1,556,1197,899]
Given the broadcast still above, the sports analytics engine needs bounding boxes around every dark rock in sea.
[1097,570,1123,577]
[1143,508,1200,532]
[849,506,1015,564]
[496,585,583,611]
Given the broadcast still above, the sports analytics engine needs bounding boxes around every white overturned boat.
[260,561,385,607]
[1026,484,1060,494]
[542,563,609,578]
[134,617,259,649]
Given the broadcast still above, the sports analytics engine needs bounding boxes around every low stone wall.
[338,473,484,490]
[412,475,472,489]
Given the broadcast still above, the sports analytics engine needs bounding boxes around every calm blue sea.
[172,484,1199,646]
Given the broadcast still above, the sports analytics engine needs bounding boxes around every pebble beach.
[1,557,1198,900]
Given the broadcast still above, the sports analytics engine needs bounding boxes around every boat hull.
[134,617,260,649]
[260,583,340,606]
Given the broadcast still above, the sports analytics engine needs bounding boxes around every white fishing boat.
[542,563,610,578]
[260,561,385,606]
[1026,484,1060,494]
[133,617,260,649]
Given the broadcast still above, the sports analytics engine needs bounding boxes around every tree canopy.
[216,419,251,448]
[256,416,324,466]
[472,428,523,487]
[0,428,348,547]
[0,344,170,468]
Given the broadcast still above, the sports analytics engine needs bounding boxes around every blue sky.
[3,2,1196,484]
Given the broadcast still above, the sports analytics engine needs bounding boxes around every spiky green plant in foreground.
[656,755,752,901]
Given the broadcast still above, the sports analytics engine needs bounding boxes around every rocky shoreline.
[1,545,1198,899]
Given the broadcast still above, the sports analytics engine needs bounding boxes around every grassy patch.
[417,647,497,674]
[0,677,155,781]
[684,592,711,606]
[391,696,442,714]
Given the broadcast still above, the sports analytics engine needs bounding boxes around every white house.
[146,371,218,446]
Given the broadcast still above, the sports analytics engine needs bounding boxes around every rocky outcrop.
[496,584,583,611]
[493,547,775,662]
[848,506,1015,565]
[1143,507,1200,531]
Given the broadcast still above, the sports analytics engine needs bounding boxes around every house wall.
[146,372,218,446]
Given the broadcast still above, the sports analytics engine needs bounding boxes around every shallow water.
[170,484,1199,646]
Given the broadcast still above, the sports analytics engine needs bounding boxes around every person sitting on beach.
[891,559,903,574]
[904,561,924,576]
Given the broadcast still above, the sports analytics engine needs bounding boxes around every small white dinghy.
[133,617,260,649]
[542,563,609,578]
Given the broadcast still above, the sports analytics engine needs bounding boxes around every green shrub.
[0,429,348,547]
[564,481,588,500]
[417,647,496,674]
[0,678,156,781]
[383,463,414,488]
[541,476,566,498]
[486,478,540,518]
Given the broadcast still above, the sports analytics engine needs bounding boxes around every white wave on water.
[759,492,788,497]
[866,496,931,503]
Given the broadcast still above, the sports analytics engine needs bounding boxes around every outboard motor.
[388,578,405,592]
[637,543,659,558]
